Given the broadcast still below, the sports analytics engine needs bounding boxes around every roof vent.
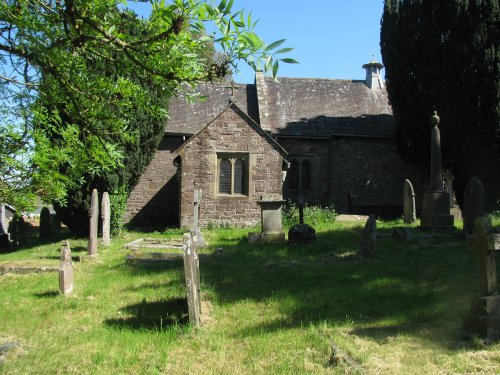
[362,59,384,90]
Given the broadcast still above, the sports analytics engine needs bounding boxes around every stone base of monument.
[261,232,286,242]
[288,224,316,245]
[464,295,500,341]
[420,192,455,229]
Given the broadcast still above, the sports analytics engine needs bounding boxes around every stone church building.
[124,61,427,229]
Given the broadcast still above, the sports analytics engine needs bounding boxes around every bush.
[109,186,127,237]
[282,201,337,227]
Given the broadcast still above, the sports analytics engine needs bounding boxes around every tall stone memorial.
[87,189,99,256]
[402,179,416,224]
[257,194,286,242]
[183,232,201,327]
[101,192,111,247]
[463,177,485,237]
[420,112,454,229]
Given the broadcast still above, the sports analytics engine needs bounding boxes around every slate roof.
[165,82,258,135]
[164,74,395,138]
[258,76,394,138]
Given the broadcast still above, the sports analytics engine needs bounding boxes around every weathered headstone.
[192,190,206,248]
[87,189,98,256]
[101,192,111,247]
[183,232,201,327]
[257,194,286,242]
[0,205,9,252]
[463,177,485,237]
[9,216,27,248]
[359,214,377,258]
[420,112,454,229]
[464,216,500,340]
[59,240,74,295]
[402,179,416,224]
[39,206,53,239]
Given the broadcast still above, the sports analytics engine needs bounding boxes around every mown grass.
[0,216,499,374]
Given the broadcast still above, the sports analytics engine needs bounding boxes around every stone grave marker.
[183,232,201,327]
[288,194,316,244]
[0,205,10,252]
[463,177,485,237]
[59,240,74,295]
[87,189,98,256]
[257,194,286,242]
[402,179,416,224]
[39,206,53,239]
[465,216,500,340]
[358,214,377,258]
[101,192,111,247]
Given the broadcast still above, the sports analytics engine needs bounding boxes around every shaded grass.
[0,219,499,374]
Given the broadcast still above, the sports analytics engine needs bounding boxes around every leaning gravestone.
[183,232,201,327]
[464,216,500,340]
[59,240,74,295]
[101,192,110,247]
[358,215,377,258]
[463,177,485,237]
[402,179,416,224]
[87,189,98,256]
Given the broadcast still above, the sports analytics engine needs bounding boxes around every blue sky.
[128,1,386,83]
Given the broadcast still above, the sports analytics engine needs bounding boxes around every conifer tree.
[381,0,499,208]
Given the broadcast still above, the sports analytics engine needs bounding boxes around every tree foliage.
[0,0,297,211]
[381,0,499,208]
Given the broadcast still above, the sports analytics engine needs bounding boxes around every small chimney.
[362,59,384,90]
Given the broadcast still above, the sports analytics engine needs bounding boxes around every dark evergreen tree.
[381,0,500,209]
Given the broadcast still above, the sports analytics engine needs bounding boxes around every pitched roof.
[165,82,258,135]
[175,102,287,158]
[257,75,395,137]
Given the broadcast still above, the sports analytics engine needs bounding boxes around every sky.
[127,1,386,84]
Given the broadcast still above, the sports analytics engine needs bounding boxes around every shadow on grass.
[104,298,189,331]
[201,224,479,348]
[33,290,59,298]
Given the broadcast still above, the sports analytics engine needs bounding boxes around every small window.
[217,153,249,195]
[302,160,311,190]
[288,159,299,189]
[286,156,313,191]
[219,159,231,194]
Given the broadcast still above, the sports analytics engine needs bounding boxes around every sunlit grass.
[0,216,499,374]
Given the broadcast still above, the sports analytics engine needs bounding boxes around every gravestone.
[59,240,74,295]
[101,192,110,247]
[465,216,500,340]
[420,112,454,229]
[9,216,27,248]
[87,189,98,256]
[359,215,377,258]
[192,190,206,248]
[463,177,485,237]
[183,232,201,327]
[0,205,10,252]
[257,194,286,242]
[402,179,416,224]
[288,194,316,244]
[39,206,53,239]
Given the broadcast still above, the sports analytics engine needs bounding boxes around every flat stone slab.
[336,215,369,222]
[124,238,184,251]
[126,251,183,265]
[0,262,59,275]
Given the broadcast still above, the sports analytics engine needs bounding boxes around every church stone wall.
[327,137,427,217]
[178,106,284,228]
[124,136,183,229]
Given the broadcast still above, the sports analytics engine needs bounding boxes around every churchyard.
[0,211,499,374]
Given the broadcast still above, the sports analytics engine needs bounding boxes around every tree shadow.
[33,290,59,298]
[201,225,478,349]
[104,298,189,331]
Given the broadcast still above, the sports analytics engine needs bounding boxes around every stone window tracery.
[217,153,249,195]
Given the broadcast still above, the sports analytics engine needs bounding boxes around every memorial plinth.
[420,112,454,229]
[257,194,285,242]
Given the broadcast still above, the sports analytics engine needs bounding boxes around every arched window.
[219,159,231,194]
[288,159,299,189]
[301,159,311,190]
[233,159,245,195]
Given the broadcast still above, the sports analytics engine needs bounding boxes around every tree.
[0,0,297,210]
[381,0,499,209]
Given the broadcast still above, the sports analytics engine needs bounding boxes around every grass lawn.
[0,218,499,374]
